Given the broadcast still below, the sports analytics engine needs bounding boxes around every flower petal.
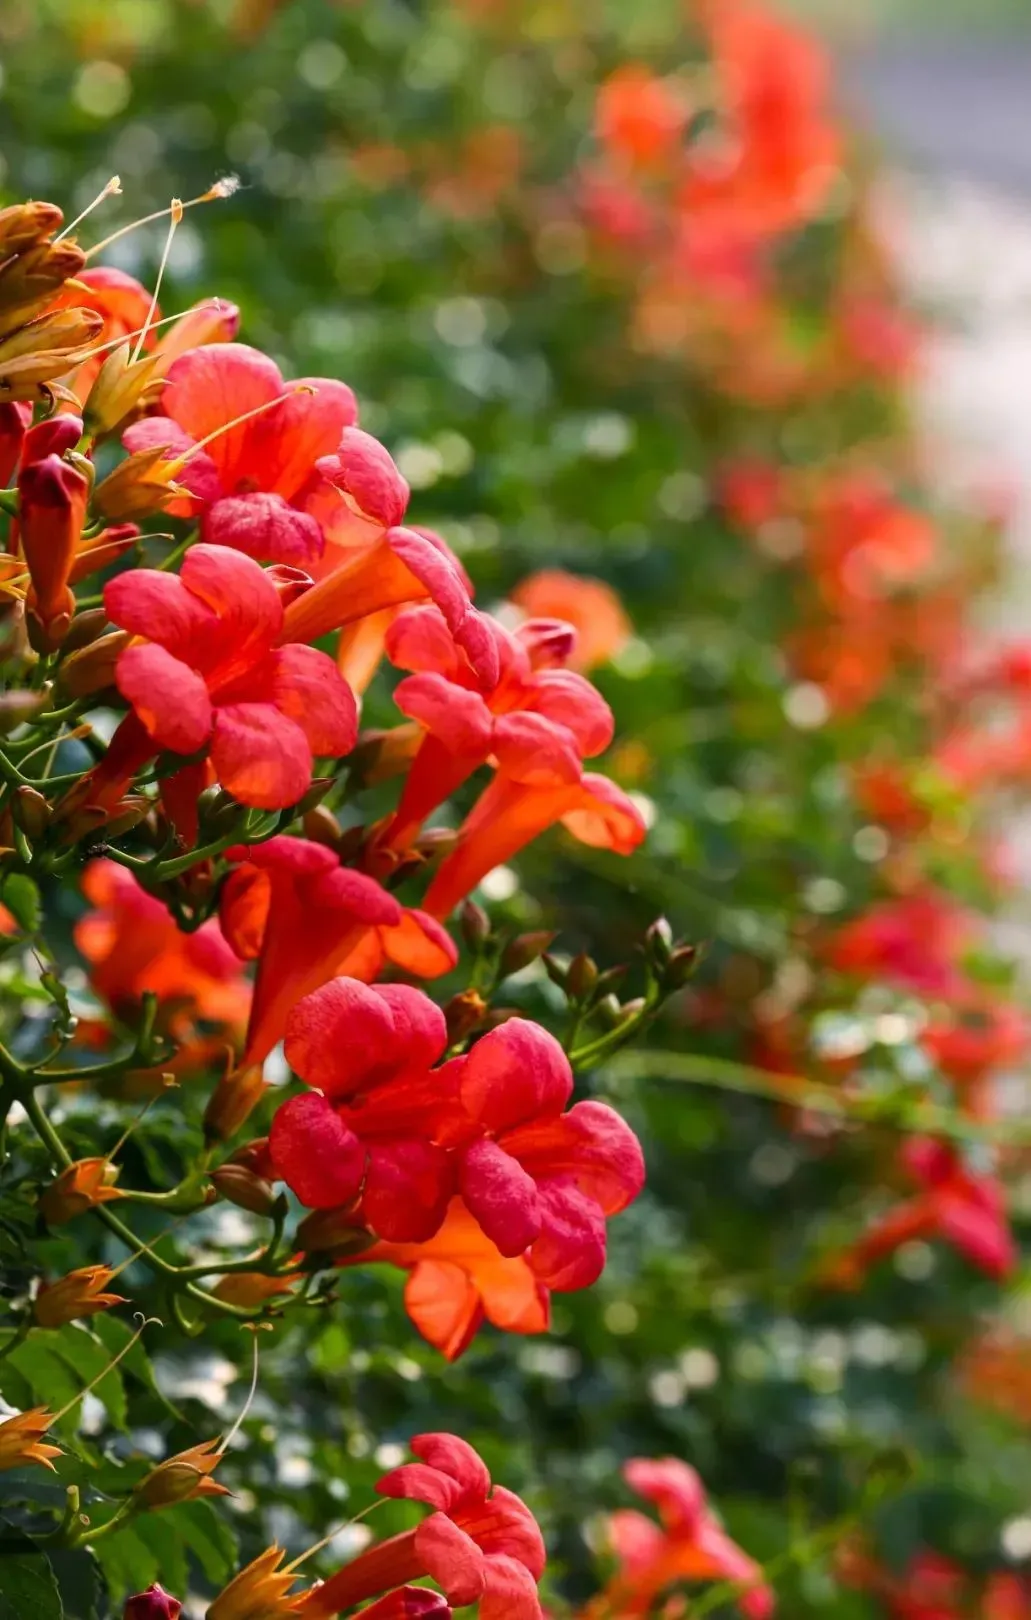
[162,344,283,486]
[526,1181,608,1291]
[180,543,283,678]
[375,1462,466,1514]
[458,1019,573,1133]
[202,490,324,564]
[410,1434,492,1501]
[502,1099,645,1215]
[218,866,271,960]
[492,712,584,785]
[270,643,358,756]
[245,377,358,502]
[361,1139,456,1243]
[268,1091,365,1209]
[560,772,648,852]
[479,1553,545,1620]
[378,910,459,980]
[527,669,615,757]
[284,977,400,1098]
[368,983,449,1069]
[457,1486,547,1579]
[393,672,494,752]
[401,1258,485,1361]
[115,643,212,754]
[104,566,218,666]
[211,702,313,809]
[415,1514,486,1607]
[318,426,410,526]
[460,1139,542,1258]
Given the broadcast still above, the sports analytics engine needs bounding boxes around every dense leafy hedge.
[1,2,1030,1617]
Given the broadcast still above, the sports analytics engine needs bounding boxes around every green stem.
[604,1047,1031,1148]
[0,1317,31,1362]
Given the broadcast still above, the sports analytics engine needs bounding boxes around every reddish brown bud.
[459,899,491,952]
[0,687,50,734]
[0,202,64,257]
[302,803,343,850]
[297,1204,372,1259]
[444,988,488,1044]
[57,629,129,698]
[500,930,557,977]
[204,1065,269,1144]
[136,1439,229,1509]
[209,1163,278,1217]
[566,952,599,1001]
[13,785,50,839]
[124,1586,182,1620]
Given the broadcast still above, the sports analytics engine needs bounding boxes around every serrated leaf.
[6,1341,82,1424]
[0,875,41,935]
[176,1497,237,1585]
[0,1522,62,1620]
[48,1325,127,1431]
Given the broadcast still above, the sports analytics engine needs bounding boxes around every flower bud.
[348,723,421,788]
[104,797,152,839]
[18,421,89,650]
[566,952,598,1001]
[500,930,556,977]
[594,993,625,1030]
[33,1264,126,1328]
[210,1163,278,1217]
[0,308,104,396]
[297,1204,372,1259]
[645,916,674,966]
[40,1158,122,1226]
[123,1585,182,1620]
[444,988,488,1044]
[664,943,700,989]
[0,240,89,337]
[84,343,166,436]
[0,687,50,734]
[136,1440,229,1509]
[12,785,50,839]
[60,605,111,654]
[57,629,129,698]
[213,1272,300,1309]
[459,899,491,952]
[0,201,64,258]
[0,401,29,485]
[0,598,27,662]
[295,775,334,815]
[204,1065,269,1144]
[0,1408,62,1473]
[302,803,343,850]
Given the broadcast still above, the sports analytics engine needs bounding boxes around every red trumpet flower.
[305,1433,545,1620]
[423,766,646,920]
[826,1138,1016,1287]
[100,543,357,812]
[123,343,357,563]
[76,859,249,1037]
[597,1458,774,1619]
[378,604,612,852]
[220,838,455,1067]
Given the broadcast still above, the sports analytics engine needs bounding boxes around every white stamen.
[132,198,182,363]
[55,177,122,242]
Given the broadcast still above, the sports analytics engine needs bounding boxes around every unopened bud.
[204,1065,269,1143]
[84,343,166,436]
[124,1586,182,1620]
[92,445,181,522]
[12,786,49,839]
[136,1440,228,1509]
[444,988,488,1045]
[0,598,27,661]
[295,775,334,815]
[212,1272,300,1309]
[302,804,342,850]
[500,930,557,977]
[40,1158,121,1225]
[0,201,64,257]
[104,797,151,838]
[297,1204,371,1259]
[542,954,568,989]
[209,1163,277,1218]
[566,953,598,1001]
[33,1264,126,1328]
[196,785,245,840]
[57,629,129,698]
[459,900,491,953]
[594,994,625,1030]
[60,605,111,654]
[664,944,700,989]
[0,687,50,734]
[646,917,674,966]
[349,725,422,789]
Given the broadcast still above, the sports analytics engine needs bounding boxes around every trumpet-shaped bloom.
[220,839,455,1067]
[825,1138,1016,1287]
[270,978,456,1237]
[273,982,643,1263]
[75,859,249,1036]
[379,605,613,852]
[423,767,646,920]
[123,343,357,562]
[598,1459,774,1620]
[305,1433,545,1620]
[103,543,357,811]
[439,1018,645,1288]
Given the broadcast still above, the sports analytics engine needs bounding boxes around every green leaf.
[176,1497,238,1586]
[132,1513,188,1601]
[0,1523,62,1620]
[48,1325,127,1432]
[6,1341,82,1423]
[91,1522,159,1607]
[48,1549,101,1620]
[0,875,40,935]
[92,1316,178,1420]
